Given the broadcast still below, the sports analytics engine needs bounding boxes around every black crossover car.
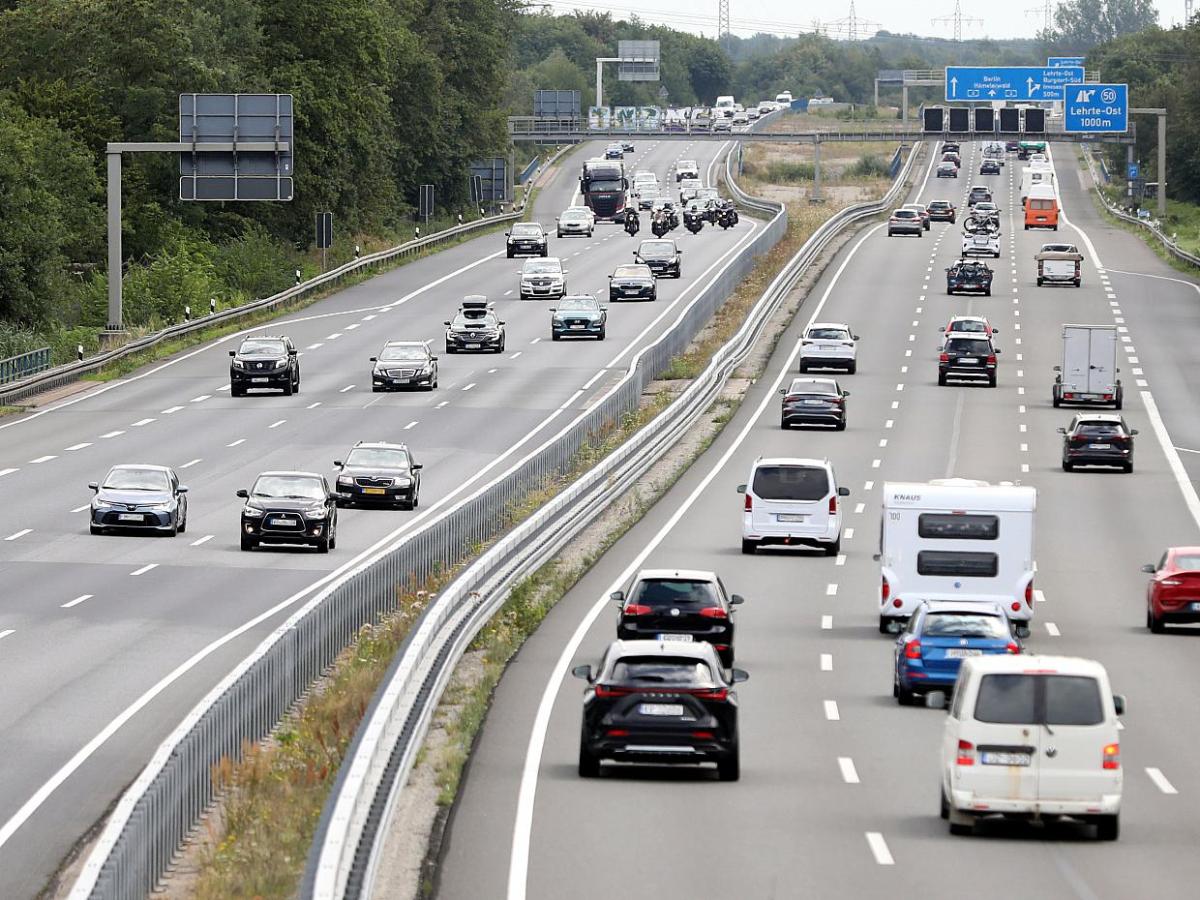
[946,259,993,296]
[550,295,607,340]
[505,222,548,258]
[445,298,505,353]
[238,471,338,552]
[939,335,999,387]
[371,341,437,391]
[608,263,656,301]
[634,239,682,278]
[967,186,993,207]
[229,335,299,396]
[334,441,422,508]
[1060,414,1137,472]
[779,377,849,430]
[980,159,1001,175]
[573,640,747,781]
[613,569,743,667]
[89,464,188,536]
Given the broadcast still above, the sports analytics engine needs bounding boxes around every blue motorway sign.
[1064,83,1128,133]
[1048,56,1086,67]
[1127,164,1140,180]
[945,66,1085,102]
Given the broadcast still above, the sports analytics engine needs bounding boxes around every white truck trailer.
[1052,323,1122,409]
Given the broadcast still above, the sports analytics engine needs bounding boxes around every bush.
[213,224,300,307]
[847,154,890,178]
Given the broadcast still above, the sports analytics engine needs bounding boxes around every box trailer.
[1052,324,1122,409]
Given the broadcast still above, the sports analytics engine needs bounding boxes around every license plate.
[982,751,1032,766]
[570,324,585,329]
[118,513,142,522]
[801,399,824,406]
[465,343,481,350]
[363,487,386,495]
[945,648,983,658]
[656,633,694,642]
[274,517,298,526]
[639,703,685,717]
[623,289,639,294]
[1090,443,1112,450]
[778,513,807,522]
[959,358,978,365]
[252,377,269,383]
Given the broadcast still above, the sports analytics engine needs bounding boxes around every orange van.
[1024,185,1059,230]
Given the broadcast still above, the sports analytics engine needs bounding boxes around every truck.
[1036,243,1082,286]
[1052,324,1122,409]
[877,479,1037,637]
[579,158,627,222]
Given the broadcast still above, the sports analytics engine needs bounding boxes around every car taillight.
[594,685,633,698]
[1102,742,1120,770]
[692,731,715,739]
[881,575,890,602]
[606,728,630,737]
[893,598,903,608]
[1064,392,1075,399]
[1011,602,1021,612]
[939,353,949,363]
[1102,394,1113,401]
[1025,582,1033,606]
[828,495,837,514]
[622,604,653,616]
[744,493,753,512]
[1162,578,1183,585]
[1075,262,1081,276]
[904,640,922,659]
[831,396,844,406]
[1006,642,1021,654]
[987,354,997,365]
[956,740,976,766]
[692,688,728,701]
[698,606,728,619]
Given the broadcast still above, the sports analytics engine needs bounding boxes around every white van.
[775,91,793,105]
[714,96,736,118]
[877,479,1036,635]
[737,458,848,556]
[938,655,1124,840]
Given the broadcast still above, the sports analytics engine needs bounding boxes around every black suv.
[608,263,656,301]
[634,239,681,278]
[334,441,422,508]
[445,298,505,353]
[612,569,743,667]
[1060,414,1137,472]
[573,640,747,781]
[980,159,1001,175]
[237,471,337,552]
[506,222,548,258]
[371,341,438,391]
[229,336,299,396]
[939,335,1000,387]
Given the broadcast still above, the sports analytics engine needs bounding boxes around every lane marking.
[179,458,201,469]
[64,442,92,452]
[854,503,865,514]
[100,430,124,439]
[836,554,846,566]
[404,421,418,430]
[1045,622,1061,637]
[160,406,183,415]
[326,333,343,340]
[190,395,211,403]
[824,700,840,721]
[510,351,523,360]
[1145,767,1178,795]
[826,583,838,596]
[863,481,874,491]
[820,653,833,671]
[307,343,324,350]
[435,401,450,409]
[268,419,286,429]
[190,535,214,547]
[866,833,894,866]
[30,456,57,464]
[462,383,477,392]
[130,564,158,577]
[0,630,14,642]
[1140,392,1200,532]
[582,369,607,390]
[61,595,93,609]
[5,529,32,541]
[838,757,860,784]
[307,402,321,409]
[226,439,246,447]
[345,323,360,331]
[362,315,377,321]
[844,527,854,539]
[339,384,356,393]
[131,418,155,427]
[70,504,90,513]
[1034,589,1046,604]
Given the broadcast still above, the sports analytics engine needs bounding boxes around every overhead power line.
[931,0,983,42]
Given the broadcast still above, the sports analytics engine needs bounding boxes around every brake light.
[1011,602,1020,612]
[1102,742,1120,770]
[1064,392,1075,399]
[939,353,949,363]
[698,606,728,619]
[692,688,728,701]
[1162,578,1183,586]
[956,740,976,766]
[692,731,715,739]
[1025,582,1033,606]
[828,495,838,514]
[594,685,633,698]
[744,492,752,512]
[904,640,922,659]
[606,728,630,737]
[1006,642,1020,654]
[881,576,890,602]
[622,604,653,616]
[1102,394,1113,401]
[986,354,997,365]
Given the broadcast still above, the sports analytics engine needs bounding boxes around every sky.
[542,0,1186,42]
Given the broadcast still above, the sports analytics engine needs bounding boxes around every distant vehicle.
[714,95,736,117]
[556,208,594,238]
[580,158,628,222]
[519,257,567,300]
[608,263,657,301]
[1025,184,1059,230]
[573,639,747,780]
[505,222,548,258]
[634,239,681,278]
[237,471,337,553]
[1143,547,1200,632]
[902,203,931,230]
[738,456,848,556]
[980,159,1001,175]
[943,315,997,338]
[799,323,859,374]
[926,200,956,223]
[632,171,658,194]
[939,334,1000,386]
[1005,140,1021,153]
[1017,139,1048,159]
[732,110,749,125]
[877,479,1036,635]
[757,101,776,114]
[604,143,624,159]
[637,184,661,211]
[612,569,744,666]
[972,201,1000,221]
[620,140,636,153]
[746,107,760,120]
[942,141,960,154]
[676,159,700,182]
[962,231,1000,259]
[370,341,437,392]
[712,118,732,132]
[89,464,188,536]
[1059,413,1137,472]
[1019,167,1055,204]
[444,298,505,353]
[333,441,422,509]
[775,91,794,105]
[679,177,702,202]
[945,259,993,295]
[550,294,607,341]
[1037,245,1082,287]
[936,161,958,178]
[778,376,850,430]
[967,186,992,206]
[229,335,299,397]
[888,208,924,236]
[942,151,961,168]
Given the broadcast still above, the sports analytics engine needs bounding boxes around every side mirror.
[548,308,556,313]
[601,306,608,311]
[369,357,378,362]
[992,327,999,332]
[730,668,750,684]
[571,664,593,681]
[177,486,188,494]
[444,321,452,326]
[925,691,948,711]
[333,460,344,468]
[499,321,507,326]
[236,489,249,499]
[853,335,861,341]
[842,390,851,397]
[1053,365,1062,372]
[994,348,1002,354]
[608,274,614,279]
[88,482,99,492]
[228,350,237,357]
[778,388,786,395]
[1141,563,1156,574]
[412,463,423,470]
[1057,427,1067,434]
[872,553,881,562]
[431,356,438,361]
[610,590,625,604]
[730,594,745,605]
[1113,694,1126,716]
[288,348,298,355]
[504,231,510,237]
[736,484,746,494]
[1131,429,1139,435]
[838,486,850,497]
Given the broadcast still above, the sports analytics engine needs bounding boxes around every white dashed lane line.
[826,583,838,596]
[307,343,324,350]
[345,323,360,331]
[326,333,343,340]
[190,535,214,547]
[339,384,356,393]
[820,653,833,671]
[1045,622,1061,637]
[160,406,183,415]
[100,430,125,439]
[190,395,210,403]
[4,529,32,541]
[510,351,523,360]
[1145,767,1178,795]
[823,700,840,721]
[0,630,15,642]
[268,420,286,429]
[61,594,93,609]
[838,757,861,784]
[404,421,418,430]
[179,458,202,469]
[131,418,155,427]
[821,615,833,630]
[866,833,895,866]
[227,438,246,447]
[30,456,56,464]
[435,401,449,409]
[130,564,158,576]
[307,402,321,409]
[64,442,91,451]
[462,383,477,392]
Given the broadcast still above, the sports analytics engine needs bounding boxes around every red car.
[1143,547,1200,632]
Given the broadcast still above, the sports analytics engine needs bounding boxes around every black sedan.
[612,569,744,666]
[573,640,747,781]
[980,159,1001,175]
[634,239,682,278]
[89,464,188,536]
[938,335,999,387]
[551,295,607,340]
[334,441,422,508]
[445,299,505,353]
[779,377,849,430]
[229,335,299,396]
[238,471,338,552]
[608,263,656,301]
[370,341,437,391]
[1060,414,1137,472]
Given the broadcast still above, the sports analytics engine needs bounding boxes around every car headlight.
[307,506,329,519]
[243,505,265,518]
[144,501,173,510]
[231,359,246,369]
[93,498,119,509]
[395,477,412,487]
[275,359,289,369]
[337,475,354,486]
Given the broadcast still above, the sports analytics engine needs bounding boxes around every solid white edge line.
[506,222,885,900]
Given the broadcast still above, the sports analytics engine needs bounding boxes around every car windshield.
[558,297,597,311]
[252,475,325,500]
[610,658,715,686]
[1042,244,1075,253]
[587,179,623,192]
[808,328,850,340]
[949,320,986,333]
[893,210,917,218]
[456,311,495,324]
[789,379,838,395]
[946,338,992,353]
[523,260,561,274]
[239,339,286,356]
[1076,422,1125,436]
[511,224,541,236]
[560,210,588,221]
[639,242,674,259]
[922,612,1008,639]
[752,465,830,501]
[631,578,720,609]
[378,345,427,361]
[103,468,169,491]
[614,265,650,278]
[344,447,409,468]
[974,674,1104,726]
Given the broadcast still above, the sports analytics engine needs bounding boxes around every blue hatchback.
[893,601,1021,705]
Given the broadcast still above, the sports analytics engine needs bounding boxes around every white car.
[938,655,1124,841]
[632,171,657,191]
[962,232,1000,258]
[747,108,760,120]
[732,111,749,125]
[737,457,848,556]
[942,315,996,338]
[799,322,859,374]
[679,177,702,202]
[519,257,566,300]
[758,101,775,114]
[556,208,594,237]
[675,159,700,182]
[713,118,732,132]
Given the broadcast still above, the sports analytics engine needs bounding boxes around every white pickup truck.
[1036,243,1082,287]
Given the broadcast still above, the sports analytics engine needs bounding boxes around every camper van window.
[918,513,999,540]
[1044,676,1104,726]
[916,550,999,577]
[752,465,829,501]
[975,674,1037,724]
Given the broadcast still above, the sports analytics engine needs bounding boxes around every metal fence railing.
[299,140,923,900]
[0,347,50,385]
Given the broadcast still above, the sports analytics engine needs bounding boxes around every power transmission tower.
[1025,0,1054,31]
[718,0,731,53]
[931,0,983,41]
[829,1,881,40]
[1186,0,1194,23]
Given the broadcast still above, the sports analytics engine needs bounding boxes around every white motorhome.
[1053,324,1122,409]
[775,91,794,105]
[1019,167,1055,204]
[877,479,1036,636]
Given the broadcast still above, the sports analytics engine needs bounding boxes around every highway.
[0,137,756,896]
[436,141,1200,900]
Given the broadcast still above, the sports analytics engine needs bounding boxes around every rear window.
[631,579,720,609]
[946,339,992,354]
[1030,199,1055,210]
[918,514,999,540]
[974,674,1104,726]
[808,328,850,340]
[917,551,999,577]
[948,320,986,333]
[1045,676,1105,726]
[1076,422,1124,436]
[610,658,714,686]
[974,674,1036,724]
[923,613,1008,639]
[752,465,830,501]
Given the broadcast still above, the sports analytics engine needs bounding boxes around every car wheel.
[1096,814,1119,841]
[897,681,915,706]
[825,534,841,556]
[598,328,605,340]
[556,230,562,238]
[780,419,789,430]
[578,737,601,778]
[506,250,513,258]
[293,376,300,395]
[948,806,975,836]
[1037,277,1044,286]
[798,361,808,373]
[1123,463,1134,474]
[878,616,892,634]
[938,373,947,386]
[940,786,950,820]
[1148,607,1165,634]
[445,346,454,355]
[317,534,330,554]
[282,379,294,396]
[716,744,740,782]
[551,332,561,341]
[328,523,337,551]
[1062,461,1073,471]
[1052,393,1061,408]
[741,539,756,555]
[835,420,847,431]
[1114,391,1123,410]
[846,362,857,375]
[240,535,257,552]
[987,375,997,388]
[412,491,419,510]
[231,386,244,397]
[178,511,187,534]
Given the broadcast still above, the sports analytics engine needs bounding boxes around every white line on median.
[179,459,201,469]
[4,529,31,541]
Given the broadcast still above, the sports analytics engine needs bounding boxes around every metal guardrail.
[1082,149,1200,269]
[0,347,50,385]
[302,139,922,900]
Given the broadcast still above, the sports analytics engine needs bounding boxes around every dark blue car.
[893,601,1021,705]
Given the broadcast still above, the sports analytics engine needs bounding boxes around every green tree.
[1048,0,1160,50]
